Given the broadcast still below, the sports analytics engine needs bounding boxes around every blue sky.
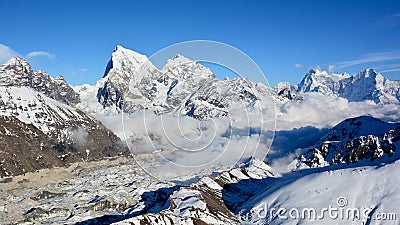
[0,0,399,86]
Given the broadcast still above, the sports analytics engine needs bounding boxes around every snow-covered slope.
[0,59,128,178]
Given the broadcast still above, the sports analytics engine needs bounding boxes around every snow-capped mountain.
[296,68,400,104]
[0,58,128,178]
[96,46,274,119]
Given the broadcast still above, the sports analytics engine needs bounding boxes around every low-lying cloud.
[276,92,400,130]
[121,109,274,181]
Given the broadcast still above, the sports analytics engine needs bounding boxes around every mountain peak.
[163,54,194,70]
[0,57,33,87]
[0,57,80,105]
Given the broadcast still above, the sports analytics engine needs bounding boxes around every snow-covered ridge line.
[277,68,400,104]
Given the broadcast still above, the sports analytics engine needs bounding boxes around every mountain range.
[0,45,399,224]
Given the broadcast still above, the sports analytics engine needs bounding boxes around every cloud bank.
[121,109,274,181]
[276,92,400,130]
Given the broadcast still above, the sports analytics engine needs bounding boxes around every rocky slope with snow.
[0,58,129,178]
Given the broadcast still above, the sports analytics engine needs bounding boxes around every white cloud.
[294,63,303,69]
[26,51,54,59]
[120,108,274,181]
[327,65,336,73]
[268,93,400,171]
[379,68,400,73]
[0,44,19,64]
[336,51,400,69]
[80,68,89,72]
[276,92,400,130]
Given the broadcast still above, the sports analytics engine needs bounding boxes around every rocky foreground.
[0,156,273,224]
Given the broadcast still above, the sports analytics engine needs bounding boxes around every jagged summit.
[0,57,33,86]
[1,57,33,75]
[103,45,147,78]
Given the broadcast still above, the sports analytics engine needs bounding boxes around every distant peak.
[364,68,377,75]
